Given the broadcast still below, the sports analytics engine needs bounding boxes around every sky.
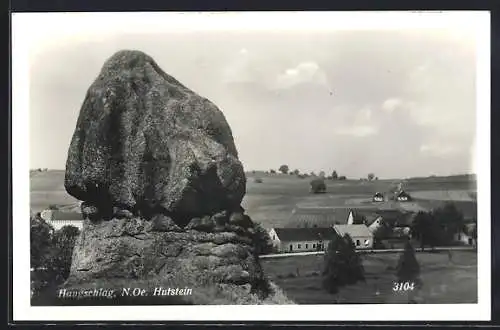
[21,12,484,179]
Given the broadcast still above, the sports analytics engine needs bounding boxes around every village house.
[268,227,339,253]
[333,224,374,249]
[396,190,412,202]
[40,209,84,230]
[372,192,384,202]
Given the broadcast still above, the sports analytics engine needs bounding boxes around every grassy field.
[30,170,477,228]
[261,250,477,304]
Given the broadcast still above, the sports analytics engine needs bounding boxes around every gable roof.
[48,211,84,221]
[334,224,373,238]
[397,190,411,197]
[351,209,380,225]
[291,207,346,225]
[273,227,339,242]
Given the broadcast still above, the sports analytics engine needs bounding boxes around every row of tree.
[266,165,347,180]
[410,203,476,250]
[268,165,379,182]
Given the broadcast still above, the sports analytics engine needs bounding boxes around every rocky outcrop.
[62,50,292,305]
[64,50,246,225]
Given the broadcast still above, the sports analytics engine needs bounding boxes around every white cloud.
[419,143,460,156]
[382,98,403,113]
[336,125,378,137]
[271,61,328,90]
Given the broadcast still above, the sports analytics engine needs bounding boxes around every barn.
[268,227,340,253]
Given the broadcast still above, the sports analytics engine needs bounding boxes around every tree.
[323,234,365,294]
[252,223,275,256]
[310,171,316,177]
[48,225,81,281]
[319,171,326,178]
[432,202,465,243]
[396,240,421,284]
[270,169,276,174]
[278,165,289,174]
[292,169,300,175]
[30,213,54,270]
[322,238,343,294]
[339,234,365,284]
[375,177,379,181]
[410,211,441,250]
[338,176,346,181]
[367,173,375,181]
[310,178,327,194]
[331,170,338,180]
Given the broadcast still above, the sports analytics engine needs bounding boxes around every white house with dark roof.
[372,192,384,202]
[333,224,374,249]
[40,210,84,230]
[268,227,340,253]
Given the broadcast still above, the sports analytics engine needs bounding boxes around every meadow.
[261,250,477,304]
[30,170,477,229]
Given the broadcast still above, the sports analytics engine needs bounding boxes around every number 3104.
[393,282,415,291]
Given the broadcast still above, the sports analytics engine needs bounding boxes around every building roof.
[397,190,411,197]
[351,209,380,225]
[334,224,373,238]
[272,227,339,242]
[291,207,347,225]
[48,211,84,221]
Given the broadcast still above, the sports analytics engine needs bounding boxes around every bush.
[310,178,327,194]
[338,176,346,181]
[252,222,274,256]
[31,219,80,302]
[48,225,81,281]
[278,165,289,174]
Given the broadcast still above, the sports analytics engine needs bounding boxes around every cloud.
[335,106,378,137]
[271,61,329,90]
[419,143,460,157]
[336,125,378,137]
[382,98,403,113]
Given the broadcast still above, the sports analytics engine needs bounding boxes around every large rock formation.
[62,50,291,305]
[65,50,246,225]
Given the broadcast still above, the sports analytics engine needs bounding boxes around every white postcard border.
[12,11,491,321]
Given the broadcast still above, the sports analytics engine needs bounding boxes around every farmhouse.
[333,224,374,249]
[40,209,83,230]
[372,192,384,202]
[268,227,340,253]
[396,190,412,202]
[347,208,381,225]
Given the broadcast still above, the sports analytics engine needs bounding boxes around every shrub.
[278,165,289,174]
[310,178,327,194]
[252,222,274,256]
[48,225,81,281]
